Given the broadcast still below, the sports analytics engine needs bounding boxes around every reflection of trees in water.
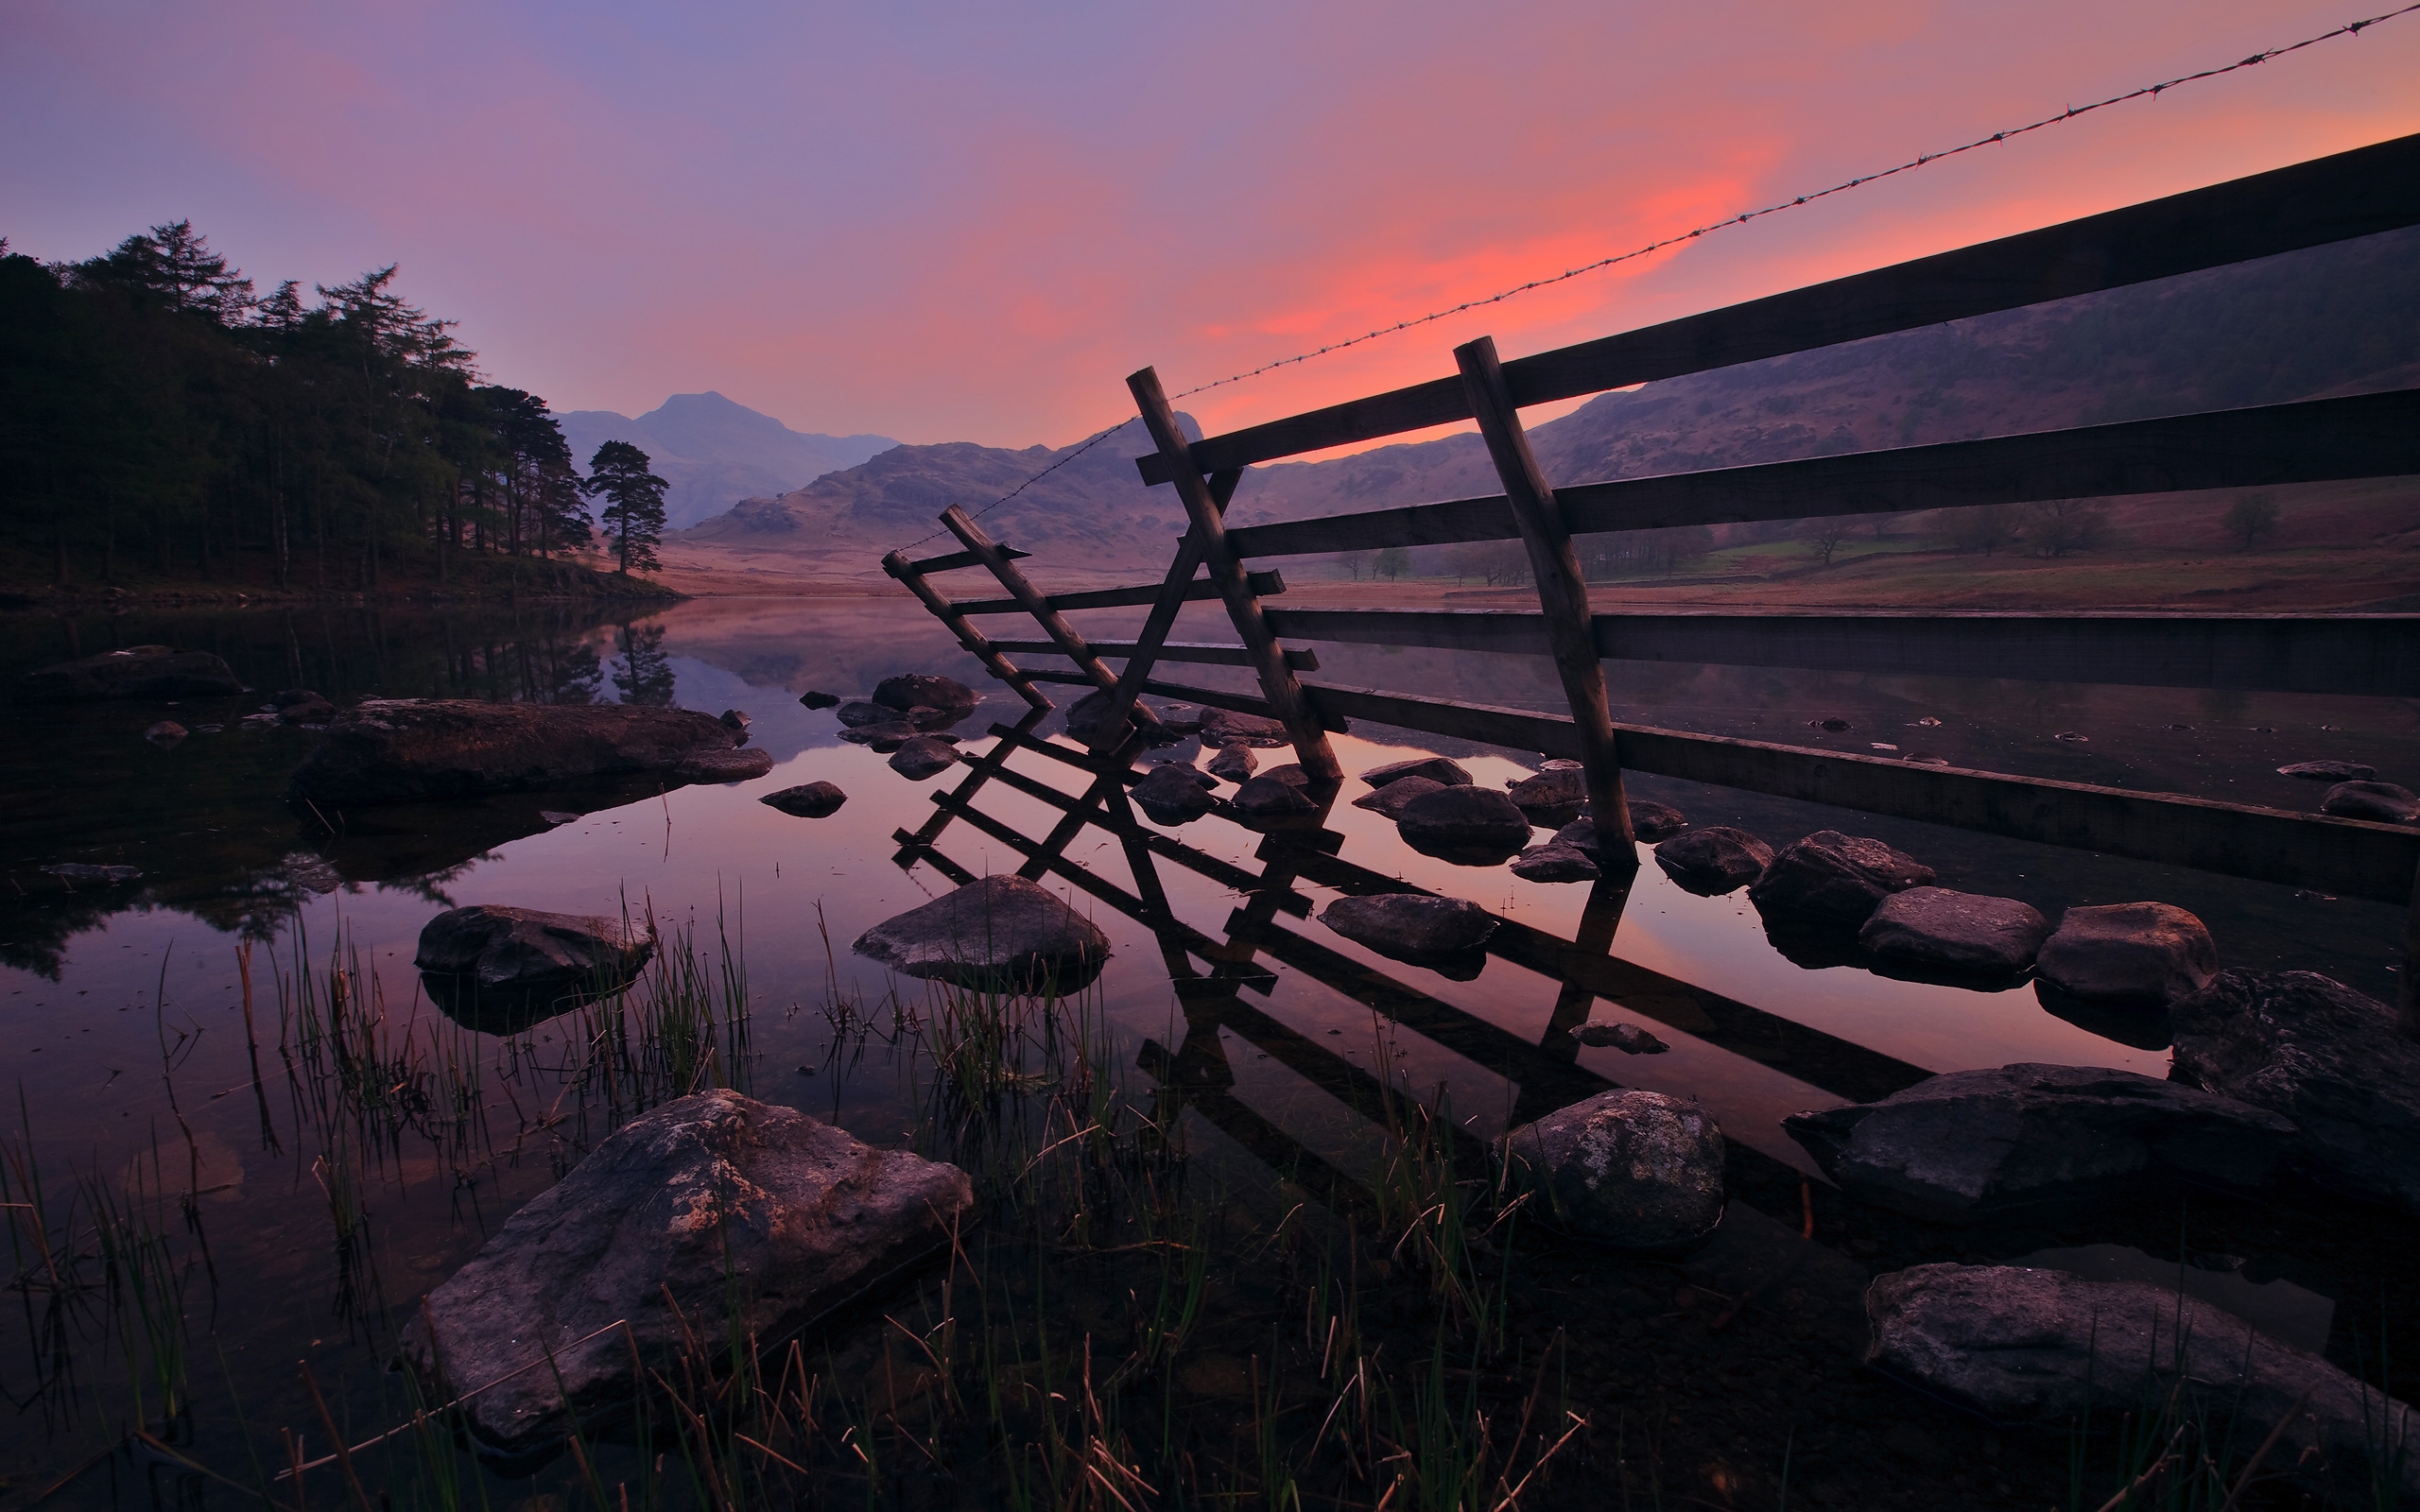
[614,622,676,707]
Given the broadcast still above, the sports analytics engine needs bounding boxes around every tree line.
[0,221,667,588]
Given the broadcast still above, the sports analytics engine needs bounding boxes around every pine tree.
[580,440,668,574]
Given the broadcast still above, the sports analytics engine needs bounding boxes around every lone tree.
[581,440,668,575]
[2223,491,2280,552]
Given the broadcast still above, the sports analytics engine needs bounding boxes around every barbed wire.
[887,3,2415,558]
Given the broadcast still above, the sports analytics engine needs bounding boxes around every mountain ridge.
[558,391,899,530]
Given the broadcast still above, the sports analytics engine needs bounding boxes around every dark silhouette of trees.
[0,220,603,588]
[581,441,669,576]
[2223,492,2281,551]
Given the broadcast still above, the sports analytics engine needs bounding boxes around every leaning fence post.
[881,550,1052,711]
[937,506,1163,735]
[1454,335,1635,851]
[1128,367,1342,782]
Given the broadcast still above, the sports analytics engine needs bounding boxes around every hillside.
[675,224,2420,574]
[558,391,898,530]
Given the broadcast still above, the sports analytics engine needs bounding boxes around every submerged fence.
[889,131,2420,1010]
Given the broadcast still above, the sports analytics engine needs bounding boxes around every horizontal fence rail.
[1222,388,2420,558]
[991,638,1320,671]
[1139,132,2420,483]
[953,570,1288,616]
[1258,608,2420,696]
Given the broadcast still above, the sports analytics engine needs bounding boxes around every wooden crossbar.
[989,638,1321,671]
[1138,132,2420,483]
[900,543,1031,574]
[1220,387,2420,558]
[952,570,1287,615]
[1257,608,2420,697]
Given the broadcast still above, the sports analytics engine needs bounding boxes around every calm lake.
[2,593,2412,1509]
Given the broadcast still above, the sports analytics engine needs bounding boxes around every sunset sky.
[7,1,2415,455]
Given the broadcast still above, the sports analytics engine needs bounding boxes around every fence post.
[938,506,1163,735]
[1454,335,1635,851]
[1128,367,1341,782]
[1080,468,1243,754]
[881,550,1052,711]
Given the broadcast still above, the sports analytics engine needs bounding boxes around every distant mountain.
[681,225,2420,569]
[557,392,898,530]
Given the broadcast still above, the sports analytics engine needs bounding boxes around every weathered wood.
[1085,469,1243,753]
[1129,366,1341,781]
[1018,669,1345,729]
[1258,607,2420,697]
[939,506,1163,731]
[1298,681,2420,905]
[881,551,1053,710]
[1139,132,2420,482]
[991,638,1321,672]
[1457,335,1634,849]
[1224,387,2420,558]
[953,569,1287,616]
[901,543,1031,575]
[971,757,1309,912]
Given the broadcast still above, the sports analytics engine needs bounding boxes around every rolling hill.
[557,392,898,530]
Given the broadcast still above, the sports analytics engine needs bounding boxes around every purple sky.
[7,1,2415,449]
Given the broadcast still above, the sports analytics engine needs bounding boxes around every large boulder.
[16,645,245,702]
[1748,831,1934,926]
[1132,763,1216,825]
[1397,786,1532,864]
[290,700,739,807]
[1865,1263,2420,1503]
[886,735,960,781]
[1857,887,2050,977]
[1317,893,1497,964]
[852,874,1111,990]
[2171,970,2420,1212]
[873,673,978,718]
[2033,902,2215,1006]
[1504,1091,1725,1252]
[761,782,847,817]
[1358,756,1471,788]
[415,905,654,1032]
[1353,775,1444,818]
[1784,1064,2296,1223]
[402,1091,975,1456]
[1652,826,1772,896]
[1196,707,1291,748]
[2320,780,2419,823]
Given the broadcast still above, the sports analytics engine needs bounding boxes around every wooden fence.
[888,132,2420,1009]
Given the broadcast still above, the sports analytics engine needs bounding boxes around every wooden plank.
[991,638,1321,672]
[1139,132,2420,482]
[1259,607,2420,697]
[952,570,1286,616]
[939,506,1164,733]
[1224,387,2420,558]
[901,543,1030,575]
[880,551,1054,710]
[1297,681,2420,905]
[1019,669,1354,730]
[1457,335,1634,849]
[1130,366,1342,781]
[1086,468,1243,755]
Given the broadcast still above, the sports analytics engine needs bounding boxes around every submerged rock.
[1572,1022,1668,1054]
[1748,831,1934,926]
[2171,970,2420,1212]
[762,782,847,817]
[1511,844,1599,883]
[402,1091,975,1457]
[1858,887,2050,977]
[840,720,919,749]
[41,863,141,885]
[1196,707,1291,748]
[290,700,739,807]
[2278,759,2373,782]
[414,904,653,1030]
[886,735,959,781]
[675,747,775,782]
[2319,780,2419,823]
[1353,774,1444,817]
[1317,893,1497,963]
[2033,902,2215,1006]
[1785,1064,2295,1223]
[834,700,893,728]
[144,720,187,745]
[1230,774,1317,816]
[1132,763,1216,824]
[1652,827,1772,896]
[16,645,245,702]
[1397,786,1531,864]
[1204,746,1257,782]
[1865,1263,2420,1502]
[852,874,1111,990]
[1505,1091,1725,1252]
[1358,756,1471,788]
[873,674,978,718]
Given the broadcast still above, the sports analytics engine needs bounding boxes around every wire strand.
[886,5,2415,557]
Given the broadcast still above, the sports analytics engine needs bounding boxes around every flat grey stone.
[1358,756,1471,788]
[886,735,959,781]
[1511,843,1599,883]
[762,782,846,817]
[1318,893,1496,962]
[2278,759,2373,782]
[415,904,653,1029]
[2034,901,2215,1006]
[1353,775,1444,817]
[834,699,893,728]
[1858,887,2050,976]
[1230,774,1317,816]
[402,1091,975,1456]
[1197,707,1290,747]
[1397,785,1531,863]
[1785,1063,2295,1222]
[2172,970,2420,1212]
[852,874,1111,990]
[1204,746,1257,782]
[1865,1263,2420,1502]
[676,747,774,782]
[1505,1091,1725,1252]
